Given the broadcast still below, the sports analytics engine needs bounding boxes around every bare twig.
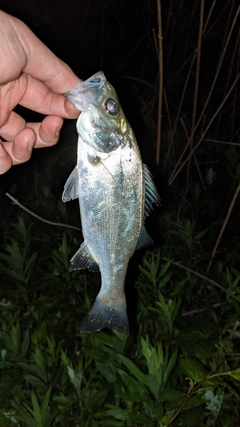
[207,182,240,273]
[202,0,217,34]
[180,117,206,192]
[168,73,240,185]
[163,54,196,171]
[185,0,204,192]
[204,139,240,146]
[5,192,81,231]
[181,303,221,317]
[156,0,163,165]
[162,257,240,302]
[164,1,215,171]
[121,75,155,90]
[168,6,240,186]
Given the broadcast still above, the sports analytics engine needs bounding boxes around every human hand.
[0,10,80,174]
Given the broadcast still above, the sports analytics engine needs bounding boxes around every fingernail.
[0,142,6,157]
[55,129,61,137]
[28,139,35,152]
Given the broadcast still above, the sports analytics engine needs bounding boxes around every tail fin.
[80,297,129,335]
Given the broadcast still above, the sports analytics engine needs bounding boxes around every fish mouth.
[84,72,106,87]
[65,71,106,112]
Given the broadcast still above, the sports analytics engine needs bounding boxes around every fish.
[62,71,159,335]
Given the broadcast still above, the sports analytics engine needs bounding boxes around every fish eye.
[104,98,119,116]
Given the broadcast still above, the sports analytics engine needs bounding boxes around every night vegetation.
[0,1,240,425]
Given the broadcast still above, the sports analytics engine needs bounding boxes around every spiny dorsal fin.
[143,164,160,220]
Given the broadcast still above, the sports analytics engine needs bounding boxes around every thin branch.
[168,6,240,186]
[156,0,163,165]
[180,118,206,192]
[202,0,217,34]
[168,73,240,185]
[207,182,240,273]
[181,303,221,317]
[192,0,204,125]
[164,0,216,173]
[204,139,240,146]
[121,75,155,90]
[163,53,196,171]
[185,0,204,193]
[162,257,240,303]
[5,193,81,231]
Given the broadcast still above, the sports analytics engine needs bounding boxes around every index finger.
[5,11,80,93]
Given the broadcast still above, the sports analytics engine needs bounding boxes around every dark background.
[0,0,159,216]
[0,0,240,254]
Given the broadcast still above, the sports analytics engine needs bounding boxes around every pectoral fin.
[62,167,79,202]
[69,242,99,272]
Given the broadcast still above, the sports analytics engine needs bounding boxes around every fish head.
[65,71,128,153]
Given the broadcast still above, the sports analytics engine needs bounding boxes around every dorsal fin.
[143,164,160,220]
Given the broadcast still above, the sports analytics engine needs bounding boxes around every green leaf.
[41,386,52,422]
[159,388,186,402]
[31,392,41,425]
[228,368,240,381]
[118,368,146,394]
[0,412,12,427]
[24,374,46,389]
[17,362,47,382]
[105,406,151,424]
[96,361,117,383]
[159,258,173,278]
[141,336,152,363]
[179,358,208,382]
[163,349,178,385]
[118,355,148,386]
[183,392,205,410]
[21,329,30,357]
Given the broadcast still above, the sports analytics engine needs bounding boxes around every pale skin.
[0,10,80,174]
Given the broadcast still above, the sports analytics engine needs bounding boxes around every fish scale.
[62,71,159,334]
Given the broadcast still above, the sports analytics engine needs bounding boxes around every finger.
[0,11,80,95]
[0,75,79,135]
[0,140,12,174]
[0,12,26,84]
[0,113,63,150]
[9,13,80,93]
[0,111,26,141]
[3,127,36,165]
[1,115,63,167]
[24,48,80,94]
[19,74,80,118]
[26,115,63,148]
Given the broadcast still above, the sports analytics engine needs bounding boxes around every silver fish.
[62,71,159,334]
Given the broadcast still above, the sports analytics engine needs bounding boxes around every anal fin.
[136,226,153,250]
